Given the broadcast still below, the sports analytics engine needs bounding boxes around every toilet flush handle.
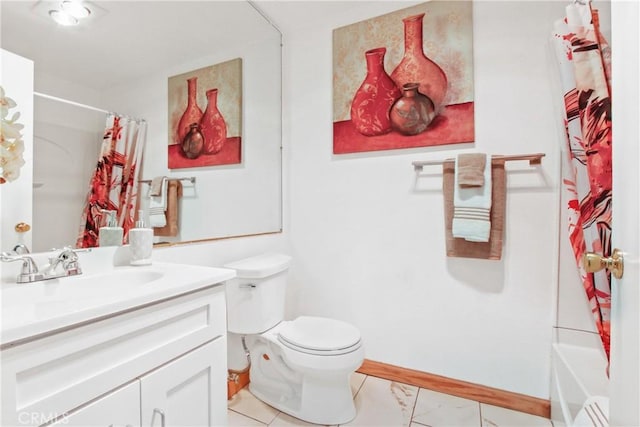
[239,283,257,289]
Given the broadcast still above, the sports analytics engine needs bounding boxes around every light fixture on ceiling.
[49,9,78,26]
[49,1,91,26]
[61,1,91,19]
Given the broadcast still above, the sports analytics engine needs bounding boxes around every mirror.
[0,1,282,251]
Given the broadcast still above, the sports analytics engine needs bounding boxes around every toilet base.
[247,335,361,425]
[249,371,357,425]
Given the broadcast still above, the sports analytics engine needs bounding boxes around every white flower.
[2,139,25,159]
[2,161,23,181]
[0,85,25,183]
[1,118,24,139]
[0,89,17,120]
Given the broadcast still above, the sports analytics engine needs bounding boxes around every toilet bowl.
[224,254,364,425]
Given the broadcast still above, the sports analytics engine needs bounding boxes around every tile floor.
[228,373,554,427]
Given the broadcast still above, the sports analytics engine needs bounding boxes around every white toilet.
[224,253,364,425]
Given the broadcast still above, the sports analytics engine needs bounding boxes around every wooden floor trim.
[227,369,250,400]
[357,359,550,419]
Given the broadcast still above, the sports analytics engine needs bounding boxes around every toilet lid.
[278,316,361,354]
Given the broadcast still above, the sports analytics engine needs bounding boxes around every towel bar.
[138,177,196,185]
[412,153,545,172]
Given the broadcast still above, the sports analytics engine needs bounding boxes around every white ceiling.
[1,0,279,91]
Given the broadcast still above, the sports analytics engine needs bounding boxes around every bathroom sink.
[52,268,164,295]
[2,268,164,304]
[1,262,236,346]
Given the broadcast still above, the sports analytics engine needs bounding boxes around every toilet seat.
[277,316,362,356]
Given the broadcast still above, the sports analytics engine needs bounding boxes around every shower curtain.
[76,114,147,248]
[553,2,612,359]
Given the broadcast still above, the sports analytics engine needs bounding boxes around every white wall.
[278,0,584,399]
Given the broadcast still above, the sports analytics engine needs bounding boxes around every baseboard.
[357,359,550,419]
[227,369,250,400]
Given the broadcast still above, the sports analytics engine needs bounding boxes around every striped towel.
[572,396,609,427]
[148,177,167,228]
[452,154,492,242]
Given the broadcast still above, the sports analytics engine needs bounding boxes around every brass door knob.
[583,248,624,280]
[14,222,31,233]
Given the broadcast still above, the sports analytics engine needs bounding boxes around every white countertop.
[1,262,235,347]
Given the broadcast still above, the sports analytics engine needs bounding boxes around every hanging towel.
[443,160,506,260]
[452,154,492,242]
[572,396,609,427]
[457,153,486,187]
[148,177,167,228]
[149,176,165,196]
[154,180,183,237]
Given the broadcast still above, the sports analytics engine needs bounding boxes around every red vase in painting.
[176,77,204,145]
[350,47,401,137]
[390,83,436,135]
[181,123,204,159]
[199,89,227,154]
[390,13,448,111]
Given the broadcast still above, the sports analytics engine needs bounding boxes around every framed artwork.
[333,1,474,154]
[168,58,242,169]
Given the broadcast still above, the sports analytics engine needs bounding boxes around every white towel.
[148,177,167,228]
[452,154,492,242]
[572,396,609,427]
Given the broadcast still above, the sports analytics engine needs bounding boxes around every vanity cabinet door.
[140,337,227,427]
[51,380,140,427]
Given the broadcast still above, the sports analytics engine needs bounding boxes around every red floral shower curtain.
[553,3,613,359]
[76,114,147,248]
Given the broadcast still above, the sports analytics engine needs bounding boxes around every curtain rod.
[412,153,545,172]
[34,91,110,114]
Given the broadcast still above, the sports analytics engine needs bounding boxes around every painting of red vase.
[168,58,242,168]
[333,1,474,154]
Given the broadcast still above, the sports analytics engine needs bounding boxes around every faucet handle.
[1,251,17,260]
[1,252,38,273]
[59,247,78,265]
[55,246,83,275]
[1,252,42,283]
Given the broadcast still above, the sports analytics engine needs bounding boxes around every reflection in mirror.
[1,1,282,251]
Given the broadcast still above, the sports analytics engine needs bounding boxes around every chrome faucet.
[1,246,86,284]
[12,244,30,255]
[46,247,82,277]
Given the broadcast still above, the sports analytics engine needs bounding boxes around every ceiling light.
[48,10,79,26]
[38,1,105,28]
[60,1,91,19]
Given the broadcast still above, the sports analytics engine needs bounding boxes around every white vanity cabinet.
[50,381,140,426]
[1,283,228,427]
[140,338,227,427]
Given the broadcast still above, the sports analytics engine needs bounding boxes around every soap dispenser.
[99,210,123,247]
[129,210,153,266]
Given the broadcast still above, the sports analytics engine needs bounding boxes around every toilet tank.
[224,253,292,334]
